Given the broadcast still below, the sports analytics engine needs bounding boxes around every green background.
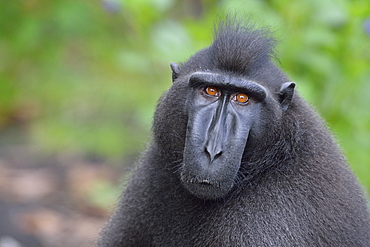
[1,0,369,196]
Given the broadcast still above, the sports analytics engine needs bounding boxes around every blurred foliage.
[0,0,369,191]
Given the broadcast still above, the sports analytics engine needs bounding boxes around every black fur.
[98,20,370,246]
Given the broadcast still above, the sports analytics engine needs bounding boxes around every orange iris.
[236,93,248,103]
[205,87,220,97]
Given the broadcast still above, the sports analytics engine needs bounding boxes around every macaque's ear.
[279,82,295,111]
[170,62,180,83]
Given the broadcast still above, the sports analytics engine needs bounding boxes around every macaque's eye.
[204,87,220,97]
[231,93,249,104]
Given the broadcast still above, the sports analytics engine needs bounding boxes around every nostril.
[204,147,211,160]
[204,147,223,162]
[214,151,222,160]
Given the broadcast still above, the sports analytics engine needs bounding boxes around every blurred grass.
[0,0,369,193]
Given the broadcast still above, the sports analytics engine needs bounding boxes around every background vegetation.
[1,0,369,195]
